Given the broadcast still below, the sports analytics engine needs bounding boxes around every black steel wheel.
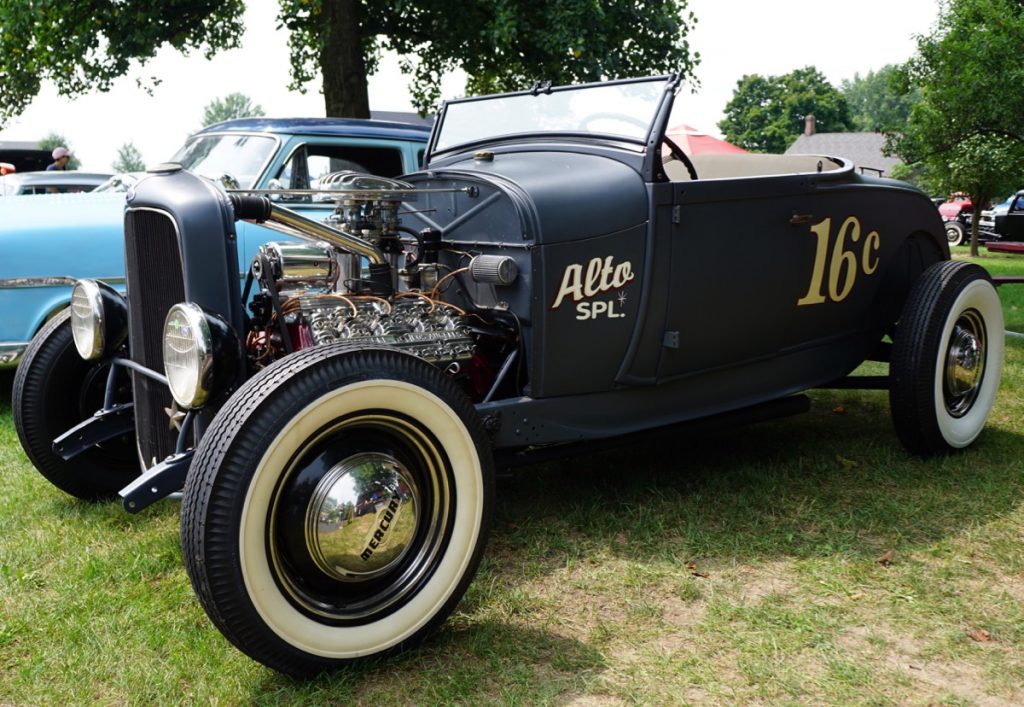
[12,309,137,502]
[180,345,494,677]
[890,261,1004,455]
[12,310,137,500]
[945,220,966,247]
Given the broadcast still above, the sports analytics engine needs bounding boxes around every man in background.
[46,146,72,171]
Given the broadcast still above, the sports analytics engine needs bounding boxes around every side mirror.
[218,173,240,191]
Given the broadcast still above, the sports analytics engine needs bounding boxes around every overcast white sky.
[0,0,938,172]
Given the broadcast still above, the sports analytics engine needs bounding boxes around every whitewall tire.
[180,346,493,676]
[890,261,1003,454]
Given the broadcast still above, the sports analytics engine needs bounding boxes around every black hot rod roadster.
[13,75,1004,675]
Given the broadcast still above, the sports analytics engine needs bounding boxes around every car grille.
[124,209,185,468]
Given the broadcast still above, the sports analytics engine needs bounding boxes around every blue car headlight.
[163,303,238,409]
[69,279,128,361]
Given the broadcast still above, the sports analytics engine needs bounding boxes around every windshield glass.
[434,77,671,153]
[170,134,277,189]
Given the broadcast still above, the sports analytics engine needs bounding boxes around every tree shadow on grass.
[249,623,605,704]
[488,389,1024,571]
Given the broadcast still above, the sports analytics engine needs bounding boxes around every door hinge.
[663,331,680,349]
[672,205,681,224]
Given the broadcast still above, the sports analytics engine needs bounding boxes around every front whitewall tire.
[240,380,486,658]
[180,346,494,676]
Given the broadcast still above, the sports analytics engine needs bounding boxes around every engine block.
[297,294,476,363]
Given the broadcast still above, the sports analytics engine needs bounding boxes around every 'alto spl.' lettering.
[551,256,635,309]
[575,300,627,320]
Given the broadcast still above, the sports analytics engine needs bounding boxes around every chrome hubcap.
[305,452,420,582]
[268,412,452,623]
[944,309,986,417]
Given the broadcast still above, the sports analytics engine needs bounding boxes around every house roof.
[786,132,900,176]
[0,140,43,151]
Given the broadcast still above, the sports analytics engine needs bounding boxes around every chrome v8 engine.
[297,295,475,363]
[246,171,490,371]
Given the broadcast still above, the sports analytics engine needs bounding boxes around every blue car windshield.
[434,77,671,153]
[170,134,277,189]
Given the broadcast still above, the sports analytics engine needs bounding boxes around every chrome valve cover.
[298,295,476,363]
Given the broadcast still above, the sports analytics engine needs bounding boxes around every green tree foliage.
[278,0,700,117]
[37,133,80,170]
[929,137,1024,213]
[913,135,1024,255]
[202,93,265,127]
[841,65,921,132]
[718,67,852,154]
[0,1,245,127]
[0,1,698,124]
[895,0,1024,160]
[890,0,1024,255]
[112,142,146,172]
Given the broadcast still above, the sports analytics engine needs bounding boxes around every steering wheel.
[579,113,698,181]
[661,134,698,181]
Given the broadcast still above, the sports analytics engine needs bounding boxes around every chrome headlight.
[163,303,239,409]
[69,279,128,360]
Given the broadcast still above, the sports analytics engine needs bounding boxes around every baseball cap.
[52,146,72,160]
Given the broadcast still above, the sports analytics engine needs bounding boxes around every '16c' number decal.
[797,216,880,306]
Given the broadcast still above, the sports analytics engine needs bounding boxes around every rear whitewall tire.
[929,279,1003,448]
[890,261,1004,454]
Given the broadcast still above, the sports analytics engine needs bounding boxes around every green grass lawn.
[959,248,1024,333]
[1,252,1023,704]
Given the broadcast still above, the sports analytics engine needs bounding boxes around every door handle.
[790,213,814,225]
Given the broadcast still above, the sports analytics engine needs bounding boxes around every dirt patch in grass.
[731,560,799,603]
[562,695,625,706]
[999,573,1024,603]
[837,624,1020,706]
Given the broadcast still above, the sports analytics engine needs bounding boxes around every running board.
[494,394,811,470]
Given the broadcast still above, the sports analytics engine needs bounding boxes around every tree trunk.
[970,203,982,258]
[320,0,371,118]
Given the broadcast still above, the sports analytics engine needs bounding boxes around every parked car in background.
[978,191,1020,238]
[0,170,112,195]
[0,143,52,172]
[13,75,1003,676]
[937,191,973,246]
[0,118,430,368]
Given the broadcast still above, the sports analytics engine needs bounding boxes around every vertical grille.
[125,209,185,468]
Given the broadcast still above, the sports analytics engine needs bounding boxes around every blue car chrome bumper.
[0,342,27,369]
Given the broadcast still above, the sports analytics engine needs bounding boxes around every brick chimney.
[804,114,816,136]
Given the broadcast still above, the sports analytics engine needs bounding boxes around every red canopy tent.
[665,124,748,155]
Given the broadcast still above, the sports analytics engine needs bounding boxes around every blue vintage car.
[0,118,430,367]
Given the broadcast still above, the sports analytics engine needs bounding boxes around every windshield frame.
[426,75,679,163]
[169,131,281,189]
